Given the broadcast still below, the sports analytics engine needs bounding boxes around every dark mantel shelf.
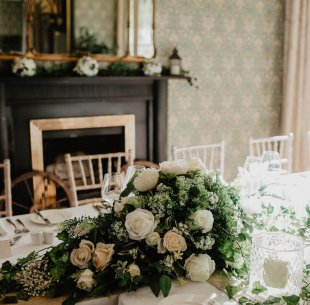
[0,76,171,176]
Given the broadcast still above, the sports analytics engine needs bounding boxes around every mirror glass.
[0,0,26,54]
[30,0,154,58]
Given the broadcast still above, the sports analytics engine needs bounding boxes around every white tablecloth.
[119,281,238,305]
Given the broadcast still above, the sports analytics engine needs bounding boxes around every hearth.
[0,77,168,178]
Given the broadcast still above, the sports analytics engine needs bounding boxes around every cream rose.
[76,269,96,292]
[160,158,207,175]
[70,239,94,268]
[133,169,159,192]
[127,263,140,278]
[146,231,160,246]
[159,159,189,175]
[92,243,115,271]
[163,230,187,252]
[184,254,215,282]
[190,210,214,233]
[187,158,207,173]
[125,208,156,240]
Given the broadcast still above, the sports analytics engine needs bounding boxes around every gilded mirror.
[0,0,156,61]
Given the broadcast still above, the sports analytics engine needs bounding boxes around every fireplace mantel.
[0,77,168,176]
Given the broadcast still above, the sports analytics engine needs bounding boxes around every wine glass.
[261,151,282,171]
[122,165,145,191]
[101,173,123,206]
[244,156,262,174]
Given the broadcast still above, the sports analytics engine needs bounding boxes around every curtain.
[281,0,310,171]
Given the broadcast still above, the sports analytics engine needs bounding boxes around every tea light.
[263,257,289,288]
[250,232,304,296]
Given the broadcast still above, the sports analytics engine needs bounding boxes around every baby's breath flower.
[14,259,54,296]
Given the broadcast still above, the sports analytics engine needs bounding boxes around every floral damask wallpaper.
[155,0,285,180]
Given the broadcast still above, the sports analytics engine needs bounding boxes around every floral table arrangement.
[0,159,308,305]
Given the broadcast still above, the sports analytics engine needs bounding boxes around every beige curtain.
[281,0,310,171]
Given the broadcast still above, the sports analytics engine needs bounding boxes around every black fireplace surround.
[0,77,169,177]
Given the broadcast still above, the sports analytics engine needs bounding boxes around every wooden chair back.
[65,151,133,206]
[172,141,225,176]
[249,133,294,172]
[0,159,12,217]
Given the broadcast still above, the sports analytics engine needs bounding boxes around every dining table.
[0,171,309,305]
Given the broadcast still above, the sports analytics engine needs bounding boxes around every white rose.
[125,208,156,240]
[127,263,140,278]
[160,158,207,175]
[187,158,207,173]
[114,200,125,213]
[159,159,189,175]
[133,169,159,192]
[146,231,160,246]
[184,254,215,282]
[190,210,214,233]
[74,56,99,77]
[76,269,96,292]
[12,57,36,77]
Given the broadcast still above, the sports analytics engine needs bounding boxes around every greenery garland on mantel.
[0,60,197,87]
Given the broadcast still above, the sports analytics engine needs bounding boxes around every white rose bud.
[190,210,214,233]
[114,200,125,213]
[133,169,159,192]
[146,231,160,246]
[127,263,140,278]
[125,208,156,240]
[76,269,96,292]
[157,238,167,254]
[184,254,215,282]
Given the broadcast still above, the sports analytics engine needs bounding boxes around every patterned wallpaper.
[0,1,23,35]
[155,0,285,180]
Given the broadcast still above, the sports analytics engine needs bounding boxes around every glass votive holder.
[249,232,304,297]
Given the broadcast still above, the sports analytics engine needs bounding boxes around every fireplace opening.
[43,127,126,185]
[43,127,125,168]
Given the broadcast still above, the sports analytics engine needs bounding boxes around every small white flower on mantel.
[12,57,36,77]
[74,56,99,77]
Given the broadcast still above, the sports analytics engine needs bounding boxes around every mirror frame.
[0,0,156,62]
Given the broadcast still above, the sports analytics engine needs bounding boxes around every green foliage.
[226,284,238,299]
[75,27,113,54]
[251,282,267,295]
[159,275,171,297]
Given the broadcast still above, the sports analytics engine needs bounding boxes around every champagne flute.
[261,151,282,171]
[101,173,123,206]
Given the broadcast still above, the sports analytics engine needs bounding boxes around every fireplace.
[0,77,168,178]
